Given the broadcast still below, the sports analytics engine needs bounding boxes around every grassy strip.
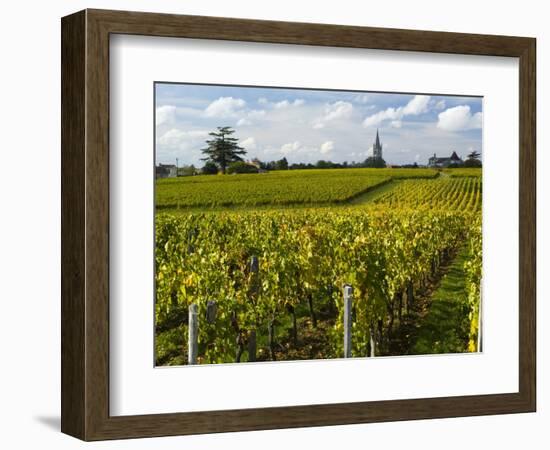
[412,245,471,354]
[348,180,403,204]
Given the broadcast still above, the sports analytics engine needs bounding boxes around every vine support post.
[248,256,259,362]
[407,281,414,310]
[188,303,199,365]
[248,330,257,362]
[369,325,376,357]
[307,293,317,328]
[235,334,244,362]
[398,291,403,324]
[343,284,353,358]
[250,255,259,274]
[286,304,298,346]
[206,301,217,324]
[268,317,276,361]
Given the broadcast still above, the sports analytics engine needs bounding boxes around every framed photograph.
[61,9,536,440]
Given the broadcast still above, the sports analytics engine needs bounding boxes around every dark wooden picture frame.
[61,9,536,441]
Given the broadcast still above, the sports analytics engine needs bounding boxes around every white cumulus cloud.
[324,101,353,121]
[278,140,336,160]
[274,100,290,109]
[204,97,246,118]
[280,141,302,155]
[240,137,257,150]
[156,105,177,126]
[237,109,266,126]
[402,95,430,115]
[274,99,305,109]
[313,101,353,128]
[354,94,370,103]
[248,110,266,120]
[363,107,400,127]
[437,105,482,131]
[237,109,265,127]
[237,118,252,126]
[320,141,335,154]
[362,95,430,127]
[158,129,209,147]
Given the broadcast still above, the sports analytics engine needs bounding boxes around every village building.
[155,163,177,178]
[428,151,464,168]
[247,158,267,173]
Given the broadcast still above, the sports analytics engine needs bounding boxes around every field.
[442,167,483,177]
[372,177,482,210]
[156,168,438,209]
[155,168,482,365]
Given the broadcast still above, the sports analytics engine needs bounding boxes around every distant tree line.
[260,157,391,170]
[258,157,289,171]
[184,125,472,176]
[255,156,396,170]
[181,157,416,176]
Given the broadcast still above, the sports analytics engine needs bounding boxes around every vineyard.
[156,168,438,209]
[371,177,482,211]
[155,169,482,365]
[442,167,484,178]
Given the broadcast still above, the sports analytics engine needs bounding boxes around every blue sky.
[155,83,482,166]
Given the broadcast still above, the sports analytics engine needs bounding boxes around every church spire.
[373,129,383,160]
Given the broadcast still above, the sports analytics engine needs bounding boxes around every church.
[372,129,383,161]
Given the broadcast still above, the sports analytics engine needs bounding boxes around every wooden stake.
[268,318,276,361]
[343,285,353,358]
[250,255,259,273]
[206,301,217,324]
[188,304,198,365]
[248,330,257,362]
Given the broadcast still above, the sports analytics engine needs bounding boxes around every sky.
[155,83,482,166]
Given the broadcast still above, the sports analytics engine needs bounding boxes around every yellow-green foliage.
[156,209,470,363]
[156,168,438,209]
[155,168,482,364]
[464,218,482,351]
[372,177,482,211]
[443,168,482,178]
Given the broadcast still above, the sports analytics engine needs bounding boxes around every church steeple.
[373,129,383,160]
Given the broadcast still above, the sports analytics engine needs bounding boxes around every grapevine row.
[373,178,481,212]
[156,207,475,364]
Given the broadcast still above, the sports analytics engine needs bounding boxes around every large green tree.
[201,127,246,174]
[464,150,482,168]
